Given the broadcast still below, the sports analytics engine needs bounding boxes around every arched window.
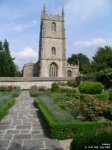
[68,70,72,77]
[49,63,58,77]
[52,47,56,55]
[52,22,56,31]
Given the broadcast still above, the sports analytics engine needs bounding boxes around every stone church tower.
[37,5,66,77]
[23,4,79,78]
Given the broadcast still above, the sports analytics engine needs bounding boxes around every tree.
[92,46,112,72]
[68,53,91,74]
[0,39,16,77]
[0,41,3,51]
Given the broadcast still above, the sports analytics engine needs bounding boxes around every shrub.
[95,92,109,101]
[108,88,112,100]
[0,86,11,91]
[51,83,61,93]
[79,81,104,94]
[71,132,112,150]
[12,87,21,97]
[60,86,76,93]
[38,86,47,91]
[67,80,78,88]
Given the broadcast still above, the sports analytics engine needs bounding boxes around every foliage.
[38,95,74,122]
[79,81,104,94]
[95,92,109,101]
[0,97,15,120]
[0,39,19,77]
[80,95,112,121]
[51,83,61,93]
[38,86,47,91]
[60,86,77,93]
[108,88,112,100]
[68,53,91,74]
[11,87,21,97]
[34,98,112,139]
[92,46,112,72]
[96,68,112,89]
[67,80,78,88]
[71,132,112,150]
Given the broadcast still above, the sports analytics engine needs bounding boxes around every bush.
[51,83,61,93]
[108,88,112,100]
[79,81,104,94]
[38,86,47,91]
[12,87,21,97]
[95,92,109,101]
[60,86,76,93]
[67,80,77,88]
[71,132,112,150]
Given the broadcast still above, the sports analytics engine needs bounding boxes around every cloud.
[12,47,38,69]
[0,20,37,32]
[74,38,106,48]
[64,0,111,25]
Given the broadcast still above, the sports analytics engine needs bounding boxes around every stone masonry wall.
[0,77,76,89]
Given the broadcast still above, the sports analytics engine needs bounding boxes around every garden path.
[0,91,63,150]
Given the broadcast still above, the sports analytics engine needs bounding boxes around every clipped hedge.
[0,97,15,120]
[79,81,104,94]
[71,132,112,150]
[34,98,112,139]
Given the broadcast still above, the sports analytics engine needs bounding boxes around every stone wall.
[0,77,76,90]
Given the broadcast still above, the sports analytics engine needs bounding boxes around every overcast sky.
[0,0,112,70]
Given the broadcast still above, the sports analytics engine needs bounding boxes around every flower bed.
[34,93,112,139]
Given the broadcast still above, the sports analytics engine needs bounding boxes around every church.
[23,4,79,78]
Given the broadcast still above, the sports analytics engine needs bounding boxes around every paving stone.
[9,140,22,150]
[23,140,44,149]
[31,130,42,135]
[45,139,62,149]
[16,125,31,130]
[0,135,3,140]
[3,134,13,140]
[0,140,10,149]
[13,134,31,140]
[6,130,20,135]
[0,125,9,130]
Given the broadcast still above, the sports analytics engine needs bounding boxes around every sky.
[0,0,112,70]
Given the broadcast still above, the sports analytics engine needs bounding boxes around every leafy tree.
[0,39,17,77]
[92,46,112,72]
[68,53,91,74]
[96,68,112,89]
[0,41,3,51]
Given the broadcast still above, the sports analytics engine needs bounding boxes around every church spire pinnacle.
[62,5,64,15]
[43,3,46,14]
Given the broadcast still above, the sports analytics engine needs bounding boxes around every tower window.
[52,22,56,31]
[68,70,72,77]
[52,47,56,55]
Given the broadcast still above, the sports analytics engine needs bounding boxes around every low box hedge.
[71,132,112,150]
[34,98,112,139]
[0,97,15,120]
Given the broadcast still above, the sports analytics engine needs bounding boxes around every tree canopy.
[0,39,21,77]
[68,53,91,74]
[92,46,112,72]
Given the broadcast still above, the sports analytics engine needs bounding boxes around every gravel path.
[0,91,63,150]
